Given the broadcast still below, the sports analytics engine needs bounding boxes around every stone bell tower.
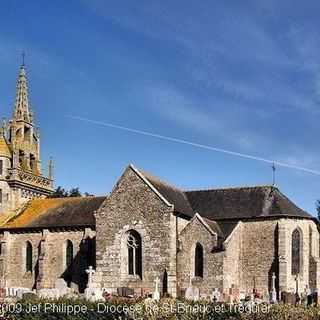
[0,62,53,215]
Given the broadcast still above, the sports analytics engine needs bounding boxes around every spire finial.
[49,157,54,180]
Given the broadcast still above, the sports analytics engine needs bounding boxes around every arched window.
[291,228,301,275]
[66,240,73,269]
[26,241,33,272]
[194,243,204,278]
[127,230,142,278]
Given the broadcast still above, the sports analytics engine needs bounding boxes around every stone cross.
[270,272,277,303]
[86,266,95,288]
[153,277,160,301]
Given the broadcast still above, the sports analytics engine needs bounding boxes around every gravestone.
[84,266,104,301]
[117,287,134,297]
[239,291,246,301]
[211,288,221,302]
[86,266,95,288]
[185,277,199,301]
[152,277,160,301]
[185,286,200,301]
[55,278,69,296]
[270,272,277,303]
[17,288,33,299]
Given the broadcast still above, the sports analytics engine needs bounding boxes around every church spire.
[13,59,33,124]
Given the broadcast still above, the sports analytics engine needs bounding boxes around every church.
[0,64,319,301]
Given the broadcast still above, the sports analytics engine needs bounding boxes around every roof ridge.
[184,185,276,193]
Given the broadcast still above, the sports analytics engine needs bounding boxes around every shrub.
[2,297,320,320]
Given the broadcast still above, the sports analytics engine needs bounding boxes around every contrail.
[67,115,320,176]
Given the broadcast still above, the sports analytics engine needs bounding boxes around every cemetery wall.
[177,216,224,298]
[94,166,177,297]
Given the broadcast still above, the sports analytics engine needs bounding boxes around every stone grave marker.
[211,288,221,302]
[152,277,160,301]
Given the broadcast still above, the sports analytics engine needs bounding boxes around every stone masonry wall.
[94,167,177,297]
[0,228,95,292]
[278,218,319,294]
[222,222,242,293]
[241,220,278,297]
[177,217,223,298]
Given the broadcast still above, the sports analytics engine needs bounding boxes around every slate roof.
[185,186,313,220]
[1,196,106,230]
[141,170,194,217]
[140,166,313,222]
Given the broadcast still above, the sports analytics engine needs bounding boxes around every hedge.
[1,297,320,320]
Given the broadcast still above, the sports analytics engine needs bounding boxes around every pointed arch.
[126,230,142,278]
[291,228,302,275]
[194,243,204,278]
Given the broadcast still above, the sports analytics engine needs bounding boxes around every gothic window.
[66,240,73,269]
[26,241,33,272]
[194,243,204,278]
[127,230,142,278]
[291,228,301,275]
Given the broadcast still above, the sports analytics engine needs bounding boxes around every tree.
[317,200,320,221]
[69,188,82,197]
[49,186,68,198]
[49,186,85,198]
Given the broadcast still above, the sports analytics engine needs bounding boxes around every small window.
[0,160,3,175]
[194,243,204,278]
[0,189,2,204]
[26,241,33,272]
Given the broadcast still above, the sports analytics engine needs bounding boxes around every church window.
[127,230,142,278]
[26,241,33,272]
[292,228,301,275]
[194,243,204,278]
[0,160,3,175]
[0,189,2,204]
[66,240,73,269]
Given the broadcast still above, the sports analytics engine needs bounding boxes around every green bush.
[2,297,320,320]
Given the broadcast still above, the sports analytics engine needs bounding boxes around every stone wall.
[94,166,177,297]
[177,216,223,298]
[0,157,13,214]
[222,222,242,293]
[0,228,95,292]
[240,219,278,297]
[278,218,319,294]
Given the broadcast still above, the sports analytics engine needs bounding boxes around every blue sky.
[0,0,319,214]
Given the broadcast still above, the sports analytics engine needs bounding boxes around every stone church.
[0,64,319,300]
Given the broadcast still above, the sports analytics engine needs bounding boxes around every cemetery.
[1,265,320,319]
